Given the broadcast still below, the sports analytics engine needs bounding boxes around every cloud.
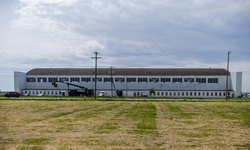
[7,0,250,63]
[0,0,249,91]
[19,0,77,6]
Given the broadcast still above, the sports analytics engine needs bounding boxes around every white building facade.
[14,68,243,98]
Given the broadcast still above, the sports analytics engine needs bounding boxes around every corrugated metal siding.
[26,68,229,76]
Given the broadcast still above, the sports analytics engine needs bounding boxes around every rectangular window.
[161,78,171,83]
[138,78,148,83]
[127,78,136,83]
[208,78,218,83]
[172,78,182,83]
[27,77,36,82]
[104,78,112,83]
[184,78,194,83]
[59,77,69,82]
[70,77,80,82]
[81,77,91,82]
[38,77,47,82]
[92,78,102,82]
[149,78,159,83]
[48,77,58,82]
[115,78,125,83]
[196,78,206,83]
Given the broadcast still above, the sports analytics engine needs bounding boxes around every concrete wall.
[231,72,242,97]
[14,71,27,93]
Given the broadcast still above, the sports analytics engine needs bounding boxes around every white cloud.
[0,0,249,91]
[19,0,77,6]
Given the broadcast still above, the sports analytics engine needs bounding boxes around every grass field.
[0,99,250,150]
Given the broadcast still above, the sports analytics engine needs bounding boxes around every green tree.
[148,88,155,96]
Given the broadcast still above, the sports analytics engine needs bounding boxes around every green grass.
[164,103,194,119]
[1,95,250,102]
[49,111,73,118]
[204,103,250,127]
[96,121,118,134]
[1,100,250,149]
[24,102,105,124]
[77,104,121,119]
[177,126,221,138]
[136,104,157,132]
[123,103,158,134]
[23,138,48,145]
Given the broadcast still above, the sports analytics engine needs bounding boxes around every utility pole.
[110,66,114,96]
[226,51,231,101]
[91,52,101,99]
[110,66,117,97]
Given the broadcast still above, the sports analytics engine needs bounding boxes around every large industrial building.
[14,68,242,98]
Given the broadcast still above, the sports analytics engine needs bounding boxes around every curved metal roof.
[26,68,229,76]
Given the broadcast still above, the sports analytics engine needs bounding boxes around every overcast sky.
[0,0,250,92]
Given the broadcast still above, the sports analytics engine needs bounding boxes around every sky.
[0,0,250,92]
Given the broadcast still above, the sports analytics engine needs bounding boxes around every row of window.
[151,91,228,97]
[27,77,219,83]
[24,90,62,95]
[23,90,231,97]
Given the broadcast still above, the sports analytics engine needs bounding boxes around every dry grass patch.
[0,100,249,149]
